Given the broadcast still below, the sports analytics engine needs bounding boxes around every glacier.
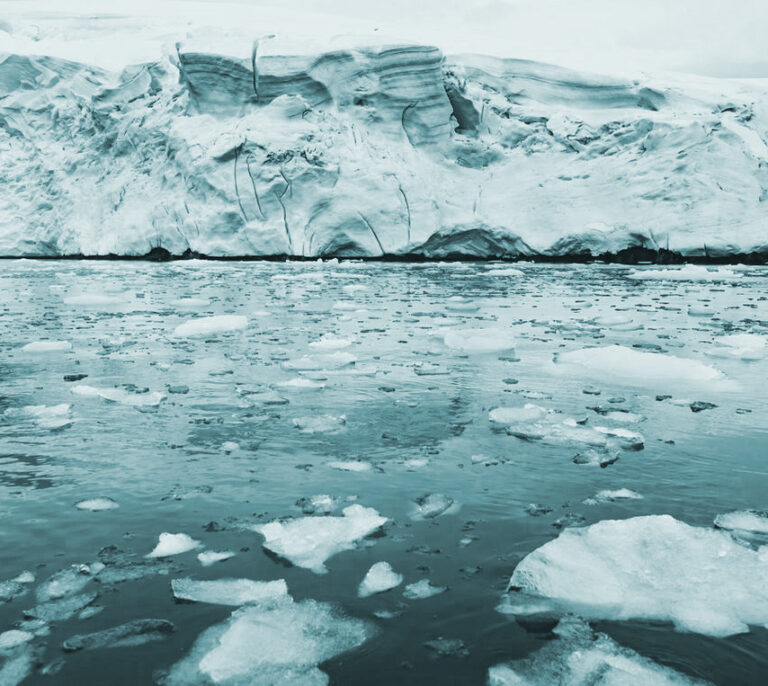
[2,21,768,259]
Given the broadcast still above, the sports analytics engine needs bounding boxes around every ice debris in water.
[283,352,357,371]
[173,315,248,338]
[488,616,709,686]
[75,497,119,511]
[411,493,455,519]
[707,333,766,361]
[25,591,99,622]
[198,551,236,567]
[172,578,289,606]
[20,340,72,352]
[556,345,725,386]
[164,587,369,685]
[583,489,643,505]
[503,514,768,637]
[714,510,768,537]
[0,572,35,604]
[308,335,353,350]
[62,619,175,652]
[276,377,325,390]
[253,504,388,574]
[485,267,524,277]
[0,644,38,686]
[626,264,743,282]
[357,562,403,598]
[63,293,128,306]
[0,630,33,650]
[403,579,447,600]
[147,533,201,558]
[327,460,372,472]
[5,404,72,430]
[72,385,165,407]
[443,327,515,354]
[293,414,347,434]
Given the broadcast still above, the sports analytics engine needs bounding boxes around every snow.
[253,504,388,574]
[627,264,745,281]
[146,533,201,558]
[403,579,447,600]
[357,562,403,598]
[20,341,71,352]
[72,385,165,407]
[504,514,768,637]
[488,616,708,686]
[75,497,119,511]
[173,315,248,337]
[165,591,370,686]
[171,578,288,606]
[443,328,516,354]
[556,345,726,387]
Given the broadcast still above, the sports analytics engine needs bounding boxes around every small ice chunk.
[171,297,210,308]
[308,335,353,350]
[25,591,98,622]
[221,441,239,453]
[411,494,455,519]
[293,414,346,434]
[403,579,447,600]
[445,296,479,312]
[0,630,34,650]
[485,267,524,276]
[444,327,515,354]
[198,551,236,567]
[72,385,165,407]
[327,460,371,472]
[584,489,643,505]
[64,293,128,306]
[714,510,768,536]
[627,264,743,282]
[488,616,708,686]
[75,497,119,511]
[164,594,370,685]
[489,404,548,427]
[62,619,175,652]
[506,514,768,637]
[283,352,356,371]
[8,404,72,430]
[253,504,388,574]
[147,533,201,558]
[357,562,402,598]
[21,340,71,352]
[173,315,248,338]
[171,578,288,606]
[276,378,325,390]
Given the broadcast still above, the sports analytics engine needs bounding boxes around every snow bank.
[253,504,388,574]
[505,515,768,637]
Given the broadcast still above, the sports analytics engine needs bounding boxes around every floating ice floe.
[198,551,236,567]
[171,297,210,308]
[5,404,72,430]
[308,335,353,350]
[583,489,643,505]
[357,562,403,598]
[626,264,743,282]
[0,572,35,604]
[555,345,725,387]
[172,578,288,606]
[327,460,372,472]
[445,296,479,312]
[707,333,766,361]
[293,414,346,434]
[503,514,768,636]
[485,267,524,277]
[72,385,165,407]
[0,630,33,650]
[20,340,71,353]
[410,493,456,520]
[0,644,37,686]
[25,591,99,622]
[147,533,201,558]
[443,327,515,354]
[253,504,388,574]
[62,619,175,652]
[75,497,119,511]
[276,377,326,390]
[36,563,102,603]
[714,510,768,538]
[63,293,129,306]
[403,579,447,600]
[173,315,248,337]
[488,616,708,686]
[164,590,370,686]
[283,352,356,371]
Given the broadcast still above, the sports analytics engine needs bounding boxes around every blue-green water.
[1,260,767,684]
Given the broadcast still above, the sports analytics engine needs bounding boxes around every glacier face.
[2,36,768,258]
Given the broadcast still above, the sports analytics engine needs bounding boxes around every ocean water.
[1,259,767,685]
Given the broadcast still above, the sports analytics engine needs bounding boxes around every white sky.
[1,0,767,78]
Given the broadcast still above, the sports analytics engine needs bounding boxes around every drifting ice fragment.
[488,616,708,685]
[357,562,402,598]
[6,404,72,430]
[293,414,346,434]
[253,504,388,574]
[626,264,743,282]
[0,631,33,650]
[443,328,515,354]
[72,385,165,407]
[62,619,174,652]
[403,579,447,600]
[283,352,356,371]
[75,497,119,511]
[171,578,288,606]
[328,460,372,472]
[583,489,643,504]
[308,335,353,350]
[714,510,768,537]
[411,494,455,519]
[504,514,768,636]
[173,315,248,337]
[147,533,201,558]
[21,341,71,353]
[198,551,236,567]
[165,593,369,686]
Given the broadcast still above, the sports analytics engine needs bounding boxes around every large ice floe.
[488,616,709,686]
[3,7,768,258]
[164,579,370,685]
[501,515,768,637]
[253,504,388,573]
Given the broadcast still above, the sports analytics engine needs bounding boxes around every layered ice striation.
[3,34,768,258]
[502,515,768,637]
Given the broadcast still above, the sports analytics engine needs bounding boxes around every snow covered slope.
[2,13,768,257]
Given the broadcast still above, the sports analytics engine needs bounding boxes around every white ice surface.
[146,532,201,558]
[357,562,403,598]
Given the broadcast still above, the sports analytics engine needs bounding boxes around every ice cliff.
[2,36,768,259]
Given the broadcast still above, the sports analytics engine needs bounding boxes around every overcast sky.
[2,0,767,77]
